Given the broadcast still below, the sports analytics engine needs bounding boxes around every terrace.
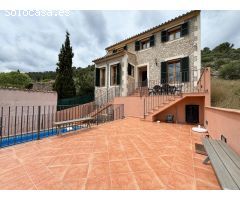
[0,117,220,190]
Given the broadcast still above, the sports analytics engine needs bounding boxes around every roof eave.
[105,10,200,51]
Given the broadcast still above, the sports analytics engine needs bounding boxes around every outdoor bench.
[54,117,94,135]
[202,137,240,190]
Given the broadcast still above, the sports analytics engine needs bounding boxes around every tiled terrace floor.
[0,118,221,190]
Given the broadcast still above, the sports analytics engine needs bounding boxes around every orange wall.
[113,96,144,118]
[154,96,205,124]
[205,106,240,155]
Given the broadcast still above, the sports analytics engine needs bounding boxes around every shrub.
[219,61,240,79]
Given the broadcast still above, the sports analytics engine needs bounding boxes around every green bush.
[0,71,32,88]
[219,61,240,80]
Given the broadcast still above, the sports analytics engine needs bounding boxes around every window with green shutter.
[95,68,100,86]
[161,30,168,42]
[180,22,189,37]
[150,35,155,47]
[135,41,140,51]
[180,56,189,82]
[161,62,167,83]
[117,63,121,85]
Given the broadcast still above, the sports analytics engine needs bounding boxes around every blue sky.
[0,10,240,72]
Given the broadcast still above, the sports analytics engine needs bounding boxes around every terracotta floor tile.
[92,152,109,163]
[63,164,89,180]
[168,171,195,190]
[125,149,142,159]
[88,162,109,177]
[172,162,194,177]
[194,167,219,186]
[48,155,73,166]
[128,159,150,172]
[36,177,65,190]
[196,179,221,190]
[110,173,138,190]
[109,150,126,161]
[85,175,111,190]
[71,153,91,164]
[110,160,131,174]
[0,175,33,190]
[63,178,86,190]
[48,165,68,180]
[133,171,165,190]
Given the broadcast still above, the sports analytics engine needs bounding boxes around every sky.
[0,10,240,72]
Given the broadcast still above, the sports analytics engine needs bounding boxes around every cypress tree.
[55,31,76,99]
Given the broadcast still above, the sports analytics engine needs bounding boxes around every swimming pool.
[0,125,82,148]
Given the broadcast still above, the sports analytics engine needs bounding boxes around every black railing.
[0,103,124,148]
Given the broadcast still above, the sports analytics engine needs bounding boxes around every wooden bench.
[202,137,240,190]
[54,117,94,135]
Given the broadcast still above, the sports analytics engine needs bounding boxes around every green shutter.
[95,68,100,86]
[127,63,131,76]
[117,63,121,85]
[135,41,140,51]
[150,35,155,47]
[181,22,189,37]
[161,62,167,84]
[161,30,168,42]
[181,57,189,82]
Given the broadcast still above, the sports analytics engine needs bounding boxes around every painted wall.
[205,107,240,155]
[0,88,57,110]
[113,96,144,118]
[154,96,205,124]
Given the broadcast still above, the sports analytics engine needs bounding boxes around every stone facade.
[94,11,201,98]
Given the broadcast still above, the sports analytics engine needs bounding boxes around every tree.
[54,31,76,99]
[213,42,234,53]
[0,71,32,88]
[75,65,95,96]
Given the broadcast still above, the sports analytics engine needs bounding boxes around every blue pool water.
[0,125,82,148]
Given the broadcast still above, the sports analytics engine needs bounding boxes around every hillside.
[211,78,240,109]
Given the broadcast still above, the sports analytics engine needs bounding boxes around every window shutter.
[150,35,155,47]
[117,63,121,85]
[180,56,189,82]
[161,62,167,84]
[135,41,140,51]
[181,22,189,37]
[127,64,131,76]
[95,68,100,86]
[161,30,168,42]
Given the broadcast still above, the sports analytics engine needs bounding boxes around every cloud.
[0,10,240,72]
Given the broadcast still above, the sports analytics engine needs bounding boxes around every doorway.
[185,105,199,124]
[138,66,148,87]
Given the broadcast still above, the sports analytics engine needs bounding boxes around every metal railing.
[0,103,124,148]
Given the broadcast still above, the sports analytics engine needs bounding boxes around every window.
[161,21,189,43]
[141,39,150,50]
[100,68,106,87]
[128,63,134,77]
[110,64,118,85]
[167,60,181,83]
[168,27,181,41]
[135,35,155,51]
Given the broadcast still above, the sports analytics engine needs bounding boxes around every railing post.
[143,98,145,119]
[37,106,41,140]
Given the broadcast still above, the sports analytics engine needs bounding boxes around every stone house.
[93,10,201,98]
